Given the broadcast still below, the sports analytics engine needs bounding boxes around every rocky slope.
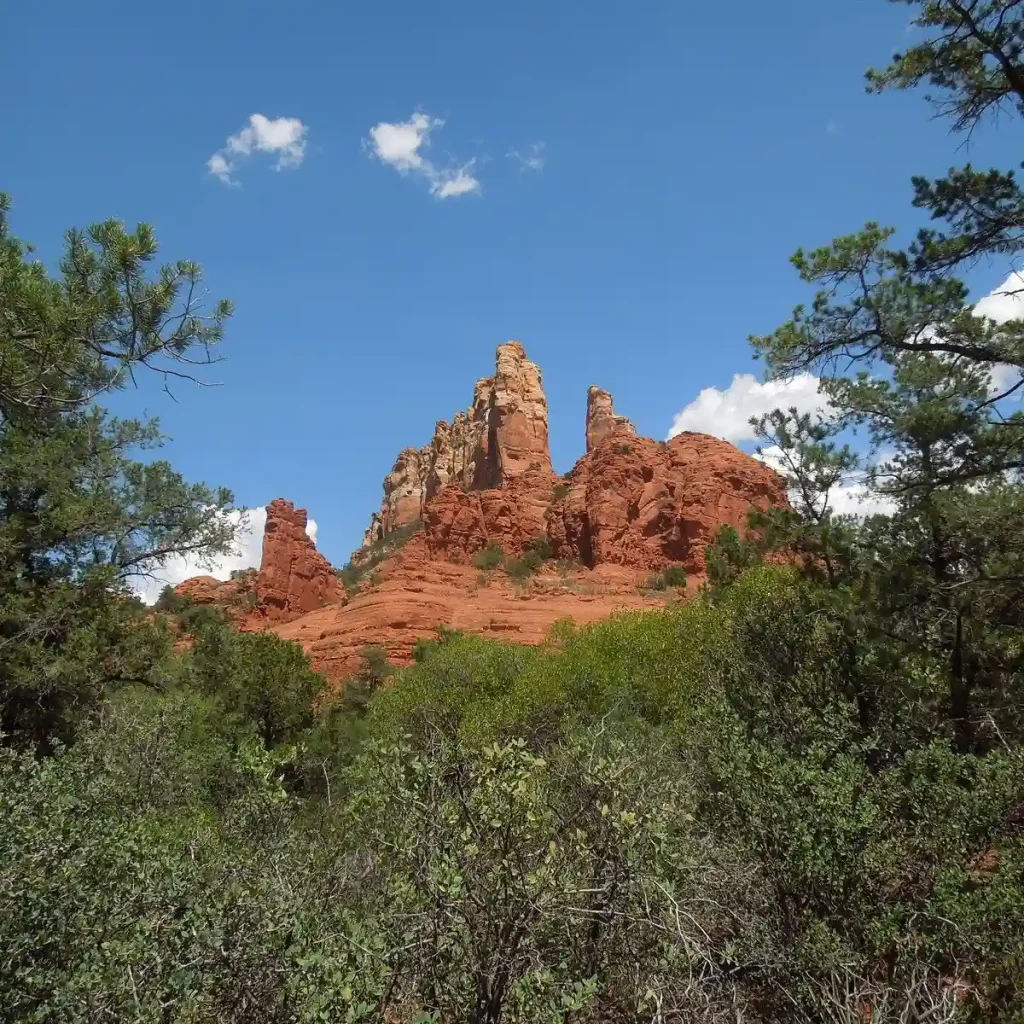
[176,342,788,682]
[275,544,663,681]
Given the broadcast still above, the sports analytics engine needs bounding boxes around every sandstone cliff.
[546,432,787,576]
[257,499,343,620]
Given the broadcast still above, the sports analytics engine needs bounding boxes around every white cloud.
[667,372,828,442]
[369,112,436,172]
[972,270,1023,396]
[508,142,545,171]
[367,112,481,199]
[433,163,481,198]
[130,506,317,605]
[208,113,309,185]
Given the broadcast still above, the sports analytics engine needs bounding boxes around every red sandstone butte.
[585,384,637,453]
[172,499,341,626]
[361,341,554,547]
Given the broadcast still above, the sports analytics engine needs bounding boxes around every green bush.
[183,625,326,748]
[552,482,570,501]
[645,565,688,591]
[153,585,191,614]
[471,540,505,570]
[662,564,687,587]
[505,557,534,581]
[525,535,555,560]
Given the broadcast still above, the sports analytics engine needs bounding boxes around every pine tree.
[0,195,238,749]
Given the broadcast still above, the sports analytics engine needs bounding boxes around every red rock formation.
[175,575,233,605]
[175,350,789,685]
[546,432,787,576]
[484,340,553,482]
[586,385,636,453]
[420,477,552,563]
[172,571,257,625]
[257,499,343,621]
[362,342,554,546]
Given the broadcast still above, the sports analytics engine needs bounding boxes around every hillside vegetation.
[3,1,1024,1020]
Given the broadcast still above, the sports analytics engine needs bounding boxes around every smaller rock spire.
[258,499,342,620]
[586,385,636,453]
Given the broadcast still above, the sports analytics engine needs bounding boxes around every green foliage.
[615,443,633,455]
[343,721,710,1023]
[181,624,326,748]
[644,564,687,591]
[471,540,505,570]
[413,625,465,663]
[662,564,687,586]
[551,482,570,501]
[506,550,541,580]
[526,535,555,560]
[0,196,237,751]
[153,584,190,613]
[476,537,555,580]
[0,691,394,1023]
[705,523,764,590]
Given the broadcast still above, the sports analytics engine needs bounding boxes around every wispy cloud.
[367,112,481,199]
[207,114,309,186]
[508,142,545,172]
[826,119,839,135]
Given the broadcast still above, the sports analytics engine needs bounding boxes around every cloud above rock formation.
[667,372,827,443]
[669,270,1024,446]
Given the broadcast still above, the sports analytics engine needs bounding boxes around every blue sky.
[4,0,1020,581]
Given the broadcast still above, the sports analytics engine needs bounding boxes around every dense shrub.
[472,540,505,570]
[182,624,326,748]
[153,584,191,613]
[644,564,687,591]
[526,535,555,560]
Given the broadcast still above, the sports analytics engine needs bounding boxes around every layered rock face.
[257,499,343,621]
[363,341,553,546]
[275,539,664,681]
[585,385,636,453]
